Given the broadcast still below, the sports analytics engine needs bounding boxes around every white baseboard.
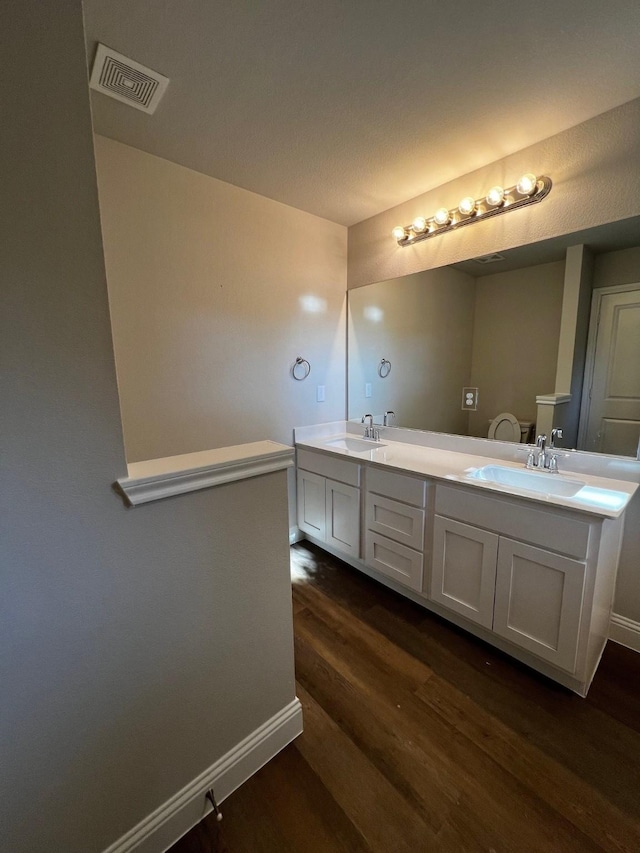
[102,698,303,853]
[609,613,640,653]
[289,525,304,544]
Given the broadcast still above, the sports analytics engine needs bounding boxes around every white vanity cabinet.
[431,484,622,686]
[294,431,633,695]
[296,448,361,559]
[364,467,428,592]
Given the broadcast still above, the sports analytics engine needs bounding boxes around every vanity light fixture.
[433,207,451,226]
[516,172,538,196]
[392,173,552,247]
[485,185,505,207]
[458,196,477,216]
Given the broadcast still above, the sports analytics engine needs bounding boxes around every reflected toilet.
[488,413,534,443]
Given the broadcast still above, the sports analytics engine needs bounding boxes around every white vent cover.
[89,44,169,114]
[473,252,506,265]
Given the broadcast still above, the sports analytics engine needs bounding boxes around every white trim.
[102,698,303,853]
[536,392,572,406]
[609,613,640,652]
[117,441,294,506]
[289,526,305,544]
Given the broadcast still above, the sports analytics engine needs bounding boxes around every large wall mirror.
[348,216,640,458]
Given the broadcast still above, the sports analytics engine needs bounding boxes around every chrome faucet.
[361,413,374,439]
[550,427,563,449]
[527,432,560,471]
[383,410,396,427]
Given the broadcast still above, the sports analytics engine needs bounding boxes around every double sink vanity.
[294,422,638,696]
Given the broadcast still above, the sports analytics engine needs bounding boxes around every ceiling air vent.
[472,252,506,265]
[89,44,169,114]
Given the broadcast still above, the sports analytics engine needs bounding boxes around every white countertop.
[296,432,637,518]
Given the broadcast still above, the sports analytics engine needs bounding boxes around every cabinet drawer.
[435,484,591,560]
[366,467,426,507]
[297,448,360,487]
[366,492,425,551]
[365,533,423,592]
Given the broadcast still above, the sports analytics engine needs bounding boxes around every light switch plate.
[316,385,325,402]
[365,383,372,398]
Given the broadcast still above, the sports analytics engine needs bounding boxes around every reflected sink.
[325,437,387,453]
[467,465,585,497]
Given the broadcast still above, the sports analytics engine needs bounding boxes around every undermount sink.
[467,464,585,497]
[325,437,387,453]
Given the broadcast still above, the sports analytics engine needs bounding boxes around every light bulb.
[486,186,505,207]
[392,225,407,241]
[516,173,538,196]
[412,216,427,234]
[458,196,477,216]
[434,207,451,226]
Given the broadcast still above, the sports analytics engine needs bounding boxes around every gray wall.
[1,4,296,850]
[592,246,640,289]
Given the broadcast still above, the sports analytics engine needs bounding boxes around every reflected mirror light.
[575,487,629,512]
[299,295,327,314]
[363,305,384,323]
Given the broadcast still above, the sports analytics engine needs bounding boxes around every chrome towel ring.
[292,356,311,380]
[378,358,391,378]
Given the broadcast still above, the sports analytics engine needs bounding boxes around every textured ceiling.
[83,0,640,226]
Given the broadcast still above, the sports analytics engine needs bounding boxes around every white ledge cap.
[536,392,572,406]
[117,440,294,506]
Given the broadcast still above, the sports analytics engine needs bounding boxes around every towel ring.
[378,358,391,378]
[292,356,311,381]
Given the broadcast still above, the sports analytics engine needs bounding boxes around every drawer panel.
[366,492,425,551]
[297,448,360,487]
[366,467,426,507]
[365,533,424,593]
[435,484,591,560]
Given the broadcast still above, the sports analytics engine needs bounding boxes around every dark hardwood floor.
[170,542,640,853]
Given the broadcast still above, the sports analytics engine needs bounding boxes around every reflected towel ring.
[378,358,391,378]
[292,356,311,381]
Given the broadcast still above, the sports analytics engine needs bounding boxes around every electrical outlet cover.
[462,387,478,410]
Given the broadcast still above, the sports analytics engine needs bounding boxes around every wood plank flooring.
[170,542,640,853]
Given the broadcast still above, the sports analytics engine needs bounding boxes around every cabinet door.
[431,516,498,629]
[493,539,586,673]
[297,469,326,540]
[325,478,360,558]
